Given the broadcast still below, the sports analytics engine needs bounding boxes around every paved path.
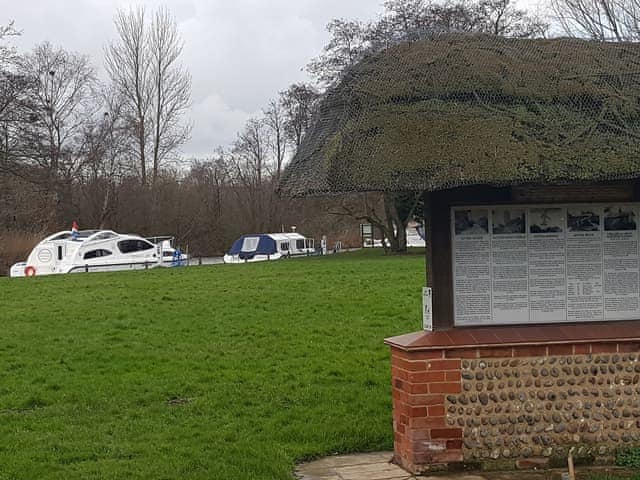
[295,452,414,480]
[295,451,634,480]
[295,452,485,480]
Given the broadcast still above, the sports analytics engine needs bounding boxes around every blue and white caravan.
[223,233,315,264]
[10,227,188,277]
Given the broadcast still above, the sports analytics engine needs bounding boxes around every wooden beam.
[423,191,433,290]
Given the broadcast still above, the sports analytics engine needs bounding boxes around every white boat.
[406,222,426,248]
[10,229,187,278]
[223,233,315,264]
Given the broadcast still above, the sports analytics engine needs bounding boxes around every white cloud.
[188,93,259,158]
[2,0,384,156]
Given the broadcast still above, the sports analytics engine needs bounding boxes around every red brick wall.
[391,349,463,471]
[390,340,640,473]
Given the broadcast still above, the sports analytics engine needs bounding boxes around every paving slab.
[295,452,637,480]
[305,452,395,469]
[337,463,414,480]
[295,452,413,480]
[420,477,486,480]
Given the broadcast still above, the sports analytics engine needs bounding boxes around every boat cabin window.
[92,232,116,241]
[306,239,314,249]
[296,239,306,250]
[280,242,289,251]
[117,239,155,254]
[51,233,71,241]
[241,237,260,252]
[57,246,63,260]
[51,231,97,241]
[84,249,112,260]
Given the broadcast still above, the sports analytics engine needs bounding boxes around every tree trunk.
[383,191,408,253]
[138,118,147,186]
[53,177,76,227]
[153,62,161,185]
[98,183,114,229]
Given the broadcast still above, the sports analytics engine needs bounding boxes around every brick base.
[386,323,640,474]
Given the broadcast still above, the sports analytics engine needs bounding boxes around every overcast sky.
[2,0,386,158]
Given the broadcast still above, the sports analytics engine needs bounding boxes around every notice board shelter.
[279,34,640,473]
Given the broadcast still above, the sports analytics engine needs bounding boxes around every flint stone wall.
[453,354,640,462]
[388,337,640,474]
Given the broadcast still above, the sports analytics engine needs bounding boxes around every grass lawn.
[0,250,425,479]
[589,476,640,480]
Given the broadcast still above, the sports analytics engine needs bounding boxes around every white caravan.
[223,233,315,264]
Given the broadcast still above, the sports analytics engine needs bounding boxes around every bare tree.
[10,42,99,225]
[80,89,133,228]
[231,118,275,231]
[0,21,25,165]
[105,7,150,184]
[148,7,191,184]
[184,151,231,251]
[307,19,370,87]
[0,21,20,69]
[0,72,33,166]
[263,99,287,181]
[552,0,640,40]
[280,83,320,153]
[328,195,388,246]
[371,0,547,44]
[105,6,191,186]
[233,118,270,188]
[384,0,431,31]
[370,0,438,45]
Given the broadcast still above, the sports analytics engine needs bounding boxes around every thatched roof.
[279,34,640,196]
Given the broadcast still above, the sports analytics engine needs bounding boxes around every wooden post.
[423,191,434,289]
[568,451,575,480]
[422,191,436,331]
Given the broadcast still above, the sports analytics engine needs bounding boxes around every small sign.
[423,287,433,331]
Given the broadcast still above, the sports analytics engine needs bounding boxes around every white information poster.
[603,206,639,319]
[566,207,603,321]
[491,208,528,324]
[452,203,640,326]
[528,208,566,323]
[453,209,491,325]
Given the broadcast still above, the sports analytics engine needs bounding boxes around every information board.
[452,204,640,326]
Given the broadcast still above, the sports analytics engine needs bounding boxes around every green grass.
[616,446,640,469]
[589,476,640,480]
[0,250,425,479]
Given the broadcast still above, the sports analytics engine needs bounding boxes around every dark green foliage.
[589,476,640,480]
[616,446,640,469]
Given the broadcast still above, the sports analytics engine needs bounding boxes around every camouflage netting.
[279,33,640,196]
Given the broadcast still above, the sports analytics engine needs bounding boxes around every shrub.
[616,446,640,469]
